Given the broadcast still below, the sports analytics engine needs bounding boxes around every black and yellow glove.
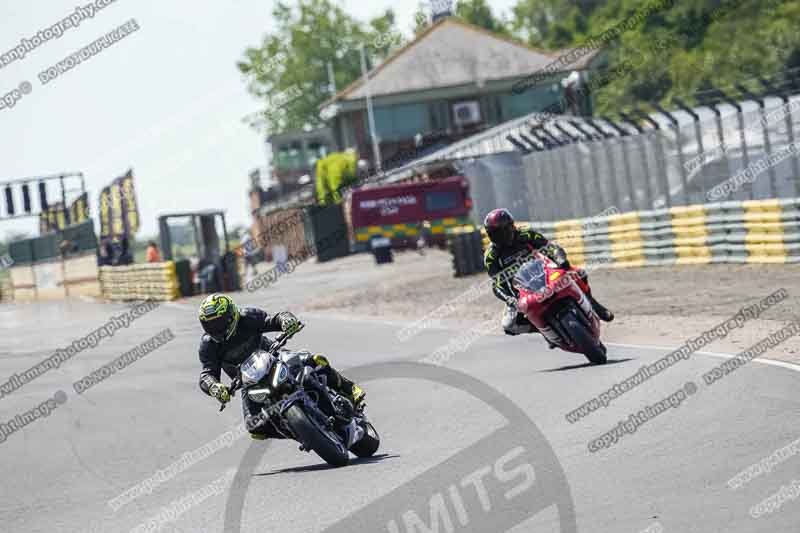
[209,383,231,405]
[278,312,302,336]
[544,243,570,269]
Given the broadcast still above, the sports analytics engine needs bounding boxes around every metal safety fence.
[494,92,800,224]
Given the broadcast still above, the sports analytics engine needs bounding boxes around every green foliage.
[511,0,592,48]
[511,0,800,112]
[315,151,357,205]
[411,0,508,36]
[238,0,404,134]
[239,0,798,134]
[411,4,429,35]
[455,0,510,35]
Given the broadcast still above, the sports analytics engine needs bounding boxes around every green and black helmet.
[198,293,240,343]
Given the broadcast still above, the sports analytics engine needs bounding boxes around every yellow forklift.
[157,210,241,296]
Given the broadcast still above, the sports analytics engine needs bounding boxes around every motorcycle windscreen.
[514,260,547,292]
[240,351,274,385]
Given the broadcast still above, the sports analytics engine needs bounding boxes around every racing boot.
[588,294,614,322]
[312,354,366,409]
[340,380,366,411]
[502,302,538,336]
[576,271,614,323]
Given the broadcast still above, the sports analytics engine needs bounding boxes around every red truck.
[350,176,473,249]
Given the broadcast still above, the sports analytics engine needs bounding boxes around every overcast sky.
[0,0,516,239]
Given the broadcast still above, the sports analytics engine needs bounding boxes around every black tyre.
[285,405,349,467]
[350,421,380,458]
[561,314,607,365]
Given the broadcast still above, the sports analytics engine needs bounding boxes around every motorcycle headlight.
[272,362,290,388]
[241,351,272,386]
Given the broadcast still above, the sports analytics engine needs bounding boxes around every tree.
[238,0,403,134]
[511,0,590,48]
[455,0,509,35]
[412,0,509,36]
[508,0,800,113]
[412,3,430,35]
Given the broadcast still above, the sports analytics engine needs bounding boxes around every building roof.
[324,17,601,106]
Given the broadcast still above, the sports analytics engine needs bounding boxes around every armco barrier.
[99,262,180,301]
[465,198,800,270]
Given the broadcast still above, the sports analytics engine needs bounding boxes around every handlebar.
[218,322,305,412]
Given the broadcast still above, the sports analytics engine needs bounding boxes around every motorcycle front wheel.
[560,312,607,365]
[350,420,380,458]
[285,404,350,467]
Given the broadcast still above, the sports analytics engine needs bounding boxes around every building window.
[430,101,449,132]
[425,191,458,212]
[372,103,430,142]
[275,141,304,171]
[306,140,328,167]
[499,85,562,121]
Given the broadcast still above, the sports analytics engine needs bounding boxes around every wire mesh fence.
[461,94,800,224]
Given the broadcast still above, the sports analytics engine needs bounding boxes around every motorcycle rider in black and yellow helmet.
[197,293,365,439]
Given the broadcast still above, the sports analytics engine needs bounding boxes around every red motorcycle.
[514,252,607,364]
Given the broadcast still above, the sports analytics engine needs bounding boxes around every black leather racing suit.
[198,307,357,438]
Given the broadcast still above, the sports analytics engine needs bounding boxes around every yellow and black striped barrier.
[355,216,471,243]
[542,198,800,268]
[453,198,800,270]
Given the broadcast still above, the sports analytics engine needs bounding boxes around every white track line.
[606,342,800,373]
[305,312,800,374]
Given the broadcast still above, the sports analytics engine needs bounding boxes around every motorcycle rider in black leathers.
[483,208,614,336]
[197,293,364,439]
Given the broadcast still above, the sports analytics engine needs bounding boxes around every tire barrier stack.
[447,226,486,277]
[461,198,800,270]
[99,262,180,301]
[370,237,394,265]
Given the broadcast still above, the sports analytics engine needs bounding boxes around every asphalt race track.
[1,285,799,532]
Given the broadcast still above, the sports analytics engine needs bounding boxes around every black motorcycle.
[222,324,380,467]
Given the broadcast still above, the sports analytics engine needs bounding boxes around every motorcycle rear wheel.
[286,405,350,467]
